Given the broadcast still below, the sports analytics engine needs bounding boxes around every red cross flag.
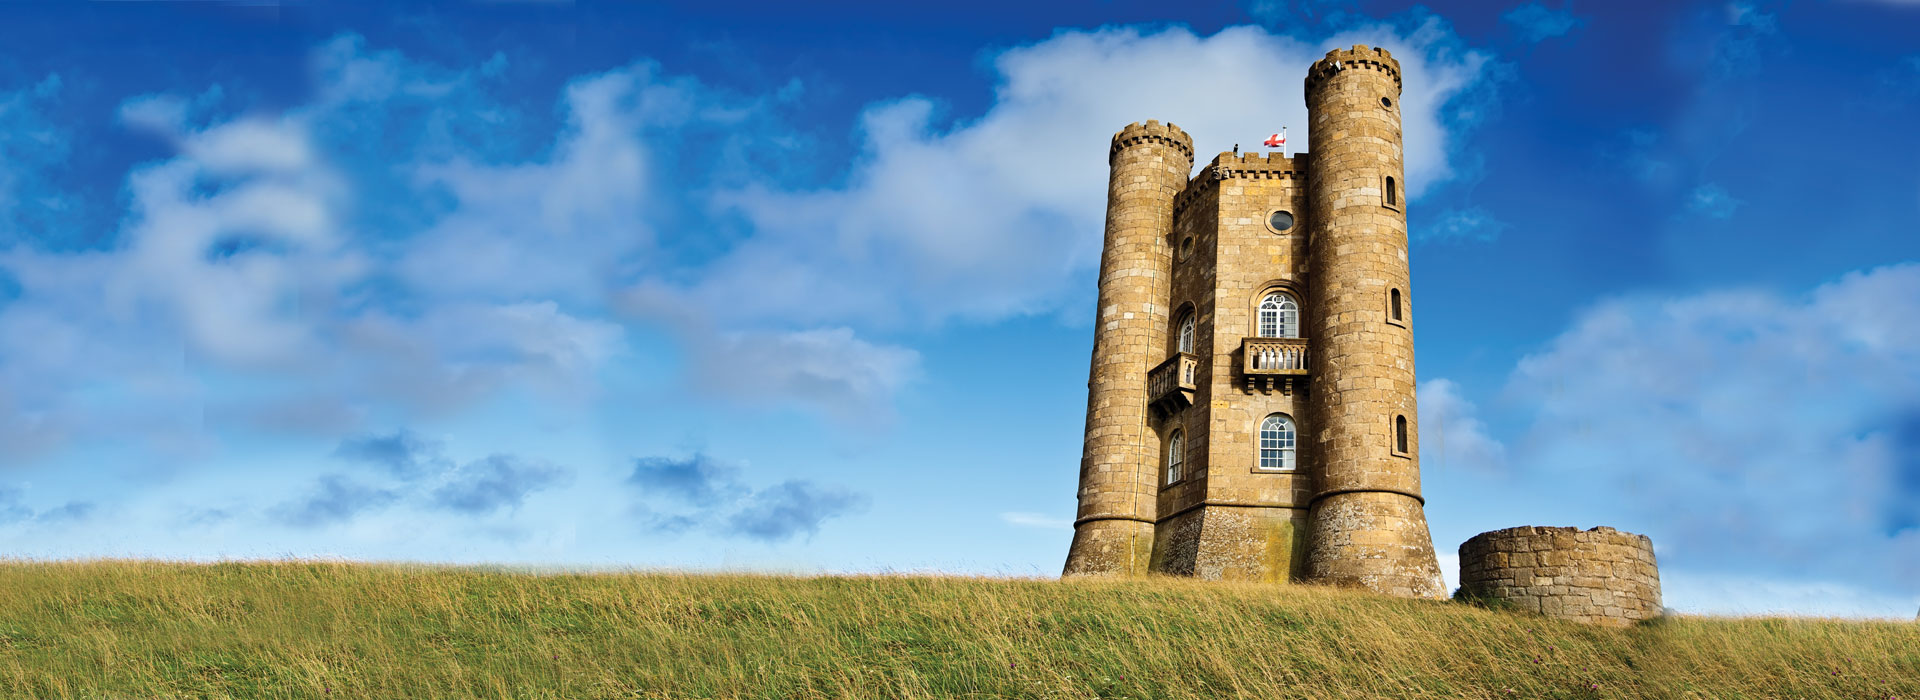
[1264,132,1285,148]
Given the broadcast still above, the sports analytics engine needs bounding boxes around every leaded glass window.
[1166,430,1184,483]
[1259,414,1296,470]
[1258,293,1299,338]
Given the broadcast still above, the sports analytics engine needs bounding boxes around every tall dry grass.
[0,560,1911,699]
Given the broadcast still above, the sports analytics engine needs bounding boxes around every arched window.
[1166,430,1185,484]
[1385,176,1398,206]
[1258,414,1296,470]
[1390,288,1403,322]
[1258,292,1299,338]
[1177,313,1195,354]
[1395,415,1409,455]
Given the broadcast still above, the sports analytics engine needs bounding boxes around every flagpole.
[1282,126,1289,159]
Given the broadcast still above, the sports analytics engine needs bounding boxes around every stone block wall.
[1458,526,1662,627]
[1064,120,1193,578]
[1298,44,1445,599]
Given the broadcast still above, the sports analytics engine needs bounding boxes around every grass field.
[0,561,1912,699]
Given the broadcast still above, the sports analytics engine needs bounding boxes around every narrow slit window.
[1384,176,1397,207]
[1390,288,1403,322]
[1166,430,1185,484]
[1259,414,1296,470]
[1395,415,1409,455]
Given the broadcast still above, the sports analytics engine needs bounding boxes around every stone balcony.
[1242,337,1309,394]
[1147,352,1200,414]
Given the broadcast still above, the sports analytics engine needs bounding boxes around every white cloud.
[659,23,1493,329]
[396,61,701,305]
[0,37,635,461]
[1,23,1496,460]
[1498,263,1920,595]
[1418,379,1506,474]
[686,327,920,424]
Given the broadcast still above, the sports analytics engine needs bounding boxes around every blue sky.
[0,0,1916,618]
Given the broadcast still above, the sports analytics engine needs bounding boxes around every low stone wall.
[1458,526,1661,627]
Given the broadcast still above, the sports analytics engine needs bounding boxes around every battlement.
[1208,150,1307,178]
[1109,120,1194,165]
[1172,151,1308,217]
[1304,44,1403,96]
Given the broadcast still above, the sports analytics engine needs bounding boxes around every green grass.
[0,561,1913,699]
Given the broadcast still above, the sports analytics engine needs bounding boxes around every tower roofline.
[1173,151,1309,218]
[1110,120,1194,165]
[1304,44,1403,96]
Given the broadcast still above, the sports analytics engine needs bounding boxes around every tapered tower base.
[1302,492,1446,598]
[1063,518,1154,578]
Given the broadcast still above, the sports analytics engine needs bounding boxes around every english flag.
[1264,132,1285,148]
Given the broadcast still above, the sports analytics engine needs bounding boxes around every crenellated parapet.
[1173,152,1309,218]
[1304,45,1402,97]
[1109,120,1194,165]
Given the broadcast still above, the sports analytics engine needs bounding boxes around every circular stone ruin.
[1457,526,1662,627]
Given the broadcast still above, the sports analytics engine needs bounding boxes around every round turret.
[1458,527,1663,627]
[1298,45,1445,598]
[1063,120,1193,578]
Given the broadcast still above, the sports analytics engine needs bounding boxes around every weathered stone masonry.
[1063,46,1444,599]
[1458,527,1663,627]
[1063,120,1193,578]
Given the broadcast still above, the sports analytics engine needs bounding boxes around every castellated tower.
[1063,45,1444,599]
[1297,46,1445,597]
[1062,120,1193,577]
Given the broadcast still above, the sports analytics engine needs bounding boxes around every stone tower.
[1062,45,1444,599]
[1062,120,1193,577]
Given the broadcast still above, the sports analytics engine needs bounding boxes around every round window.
[1268,210,1295,233]
[1179,236,1194,261]
[1381,96,1393,109]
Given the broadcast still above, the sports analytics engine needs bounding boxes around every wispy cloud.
[269,475,401,528]
[274,431,574,527]
[430,455,572,515]
[1420,206,1509,243]
[1417,379,1506,473]
[1686,183,1743,219]
[332,429,449,480]
[628,453,867,542]
[637,21,1496,333]
[1492,263,1920,594]
[0,485,94,525]
[628,453,744,506]
[725,482,868,542]
[1503,3,1585,43]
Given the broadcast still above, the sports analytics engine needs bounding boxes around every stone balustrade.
[1148,352,1199,413]
[1243,337,1310,375]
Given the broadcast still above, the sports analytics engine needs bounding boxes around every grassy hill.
[0,561,1912,699]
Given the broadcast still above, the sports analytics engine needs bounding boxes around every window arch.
[1390,288,1403,323]
[1395,415,1409,455]
[1257,292,1299,338]
[1258,414,1296,470]
[1166,429,1185,484]
[1384,176,1398,207]
[1177,313,1195,354]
